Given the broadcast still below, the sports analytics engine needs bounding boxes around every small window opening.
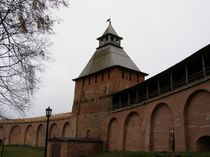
[95,74,97,83]
[122,69,125,79]
[88,76,91,85]
[106,36,108,41]
[129,72,132,80]
[116,39,119,44]
[82,79,85,86]
[101,72,104,81]
[108,70,110,79]
[137,74,139,82]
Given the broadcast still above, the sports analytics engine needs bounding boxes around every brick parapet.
[112,76,210,113]
[0,112,71,124]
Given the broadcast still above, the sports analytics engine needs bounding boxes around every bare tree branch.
[0,0,68,118]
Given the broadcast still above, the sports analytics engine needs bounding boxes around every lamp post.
[44,106,52,157]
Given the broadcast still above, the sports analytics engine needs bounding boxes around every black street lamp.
[44,106,52,157]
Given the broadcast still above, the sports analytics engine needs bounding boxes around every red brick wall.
[107,118,120,151]
[72,67,145,139]
[184,90,210,151]
[37,124,45,147]
[25,125,35,146]
[0,114,72,147]
[48,140,103,157]
[0,126,5,141]
[62,122,72,138]
[123,112,144,151]
[0,70,209,154]
[9,125,22,144]
[150,103,173,151]
[103,79,210,152]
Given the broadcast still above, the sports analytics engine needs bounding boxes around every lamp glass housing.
[46,107,52,117]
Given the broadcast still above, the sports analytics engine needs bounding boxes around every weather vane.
[106,16,111,24]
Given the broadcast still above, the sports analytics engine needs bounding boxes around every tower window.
[108,70,110,79]
[106,36,108,41]
[88,76,91,85]
[116,39,119,44]
[137,74,139,82]
[101,72,104,81]
[82,78,85,86]
[111,36,113,41]
[95,74,97,83]
[122,69,125,79]
[129,72,132,80]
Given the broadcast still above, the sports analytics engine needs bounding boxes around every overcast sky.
[12,0,210,118]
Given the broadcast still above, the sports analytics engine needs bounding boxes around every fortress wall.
[0,112,72,147]
[104,78,210,152]
[0,78,209,152]
[0,25,209,156]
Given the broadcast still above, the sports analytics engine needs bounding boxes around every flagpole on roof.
[106,16,111,24]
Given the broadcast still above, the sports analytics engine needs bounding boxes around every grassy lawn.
[87,151,210,157]
[0,145,209,157]
[0,145,44,157]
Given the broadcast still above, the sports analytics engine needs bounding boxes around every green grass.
[87,151,210,157]
[0,145,209,157]
[0,145,44,157]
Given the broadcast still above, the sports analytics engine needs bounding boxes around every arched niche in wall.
[62,122,71,138]
[123,111,144,151]
[24,125,34,146]
[9,125,22,145]
[86,129,90,139]
[0,126,5,140]
[107,118,120,151]
[196,135,210,151]
[49,123,59,138]
[150,103,173,151]
[184,89,210,151]
[36,124,45,147]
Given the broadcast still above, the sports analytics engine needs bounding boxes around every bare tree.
[0,0,68,118]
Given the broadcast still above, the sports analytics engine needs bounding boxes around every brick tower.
[72,22,147,139]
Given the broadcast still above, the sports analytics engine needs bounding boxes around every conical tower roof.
[102,23,119,36]
[74,23,147,80]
